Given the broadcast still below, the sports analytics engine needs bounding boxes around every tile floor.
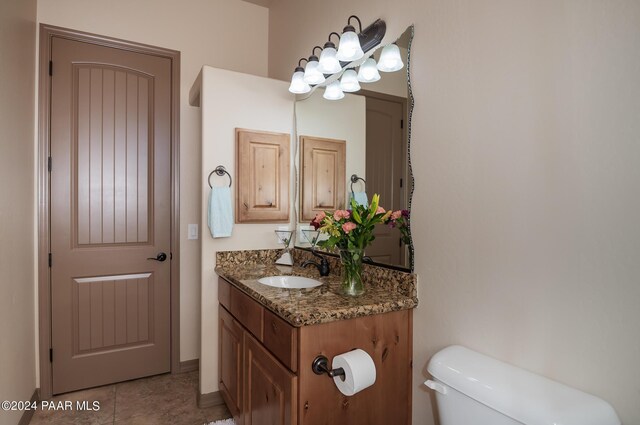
[29,372,232,425]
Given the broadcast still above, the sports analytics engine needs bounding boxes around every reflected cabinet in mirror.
[295,26,414,271]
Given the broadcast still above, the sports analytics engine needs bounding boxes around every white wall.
[0,0,37,423]
[269,1,640,424]
[36,0,270,365]
[295,90,366,218]
[196,66,294,394]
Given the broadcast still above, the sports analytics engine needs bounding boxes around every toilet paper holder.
[312,355,346,379]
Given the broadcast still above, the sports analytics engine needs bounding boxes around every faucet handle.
[319,256,330,277]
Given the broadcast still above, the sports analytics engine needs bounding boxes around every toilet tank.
[426,345,620,425]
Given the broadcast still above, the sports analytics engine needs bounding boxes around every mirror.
[294,25,414,271]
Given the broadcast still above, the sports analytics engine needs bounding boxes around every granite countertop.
[215,250,418,327]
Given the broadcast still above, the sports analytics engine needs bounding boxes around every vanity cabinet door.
[244,332,297,425]
[219,306,244,424]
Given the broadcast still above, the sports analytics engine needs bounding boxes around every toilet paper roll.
[332,349,377,396]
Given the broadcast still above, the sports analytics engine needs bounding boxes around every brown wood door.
[365,96,405,266]
[300,135,346,221]
[49,36,172,394]
[244,332,297,425]
[236,129,290,223]
[219,306,244,424]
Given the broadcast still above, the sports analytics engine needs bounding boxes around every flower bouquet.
[311,194,408,295]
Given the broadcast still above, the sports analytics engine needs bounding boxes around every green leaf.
[352,207,362,224]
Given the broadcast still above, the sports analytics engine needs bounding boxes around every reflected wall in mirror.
[294,25,414,271]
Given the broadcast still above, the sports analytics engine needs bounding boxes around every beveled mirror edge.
[406,24,415,272]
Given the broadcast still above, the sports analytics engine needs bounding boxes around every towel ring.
[350,174,366,195]
[208,166,232,188]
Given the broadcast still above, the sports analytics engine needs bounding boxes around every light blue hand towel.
[350,191,369,208]
[208,186,233,238]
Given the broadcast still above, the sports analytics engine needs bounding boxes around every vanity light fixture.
[288,58,311,94]
[377,43,404,72]
[340,69,361,92]
[336,15,365,62]
[323,81,345,100]
[303,46,326,85]
[357,58,381,83]
[317,32,342,74]
[288,16,386,95]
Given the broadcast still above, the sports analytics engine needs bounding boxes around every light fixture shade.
[340,69,361,92]
[323,81,345,100]
[318,46,341,74]
[357,58,381,83]
[303,59,325,85]
[336,30,364,62]
[377,44,404,72]
[288,70,311,94]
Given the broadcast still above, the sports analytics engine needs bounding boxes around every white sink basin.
[258,275,322,289]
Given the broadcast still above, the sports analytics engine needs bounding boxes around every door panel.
[75,65,153,246]
[50,37,172,394]
[365,97,404,266]
[300,136,346,221]
[236,129,290,223]
[244,333,297,425]
[74,274,153,354]
[219,307,244,424]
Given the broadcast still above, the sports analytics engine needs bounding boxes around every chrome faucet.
[301,249,330,277]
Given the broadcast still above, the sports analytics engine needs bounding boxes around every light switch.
[188,224,198,240]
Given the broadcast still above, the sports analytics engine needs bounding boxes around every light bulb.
[303,57,325,85]
[323,81,345,100]
[340,69,361,92]
[377,44,404,72]
[288,68,310,94]
[357,58,381,83]
[318,43,342,74]
[336,29,364,62]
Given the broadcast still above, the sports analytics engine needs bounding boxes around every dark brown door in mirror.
[365,95,405,266]
[50,36,172,394]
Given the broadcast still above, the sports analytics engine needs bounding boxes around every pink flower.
[333,209,351,221]
[391,210,402,220]
[376,206,386,214]
[313,211,326,223]
[310,211,326,230]
[342,222,357,234]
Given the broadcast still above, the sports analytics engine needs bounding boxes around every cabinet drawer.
[263,308,298,372]
[219,278,263,340]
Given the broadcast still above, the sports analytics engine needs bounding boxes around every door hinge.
[48,157,52,172]
[49,348,53,362]
[400,178,403,188]
[49,60,53,76]
[48,253,52,267]
[399,237,403,247]
[401,119,404,129]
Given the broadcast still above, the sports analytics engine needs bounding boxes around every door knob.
[147,252,167,262]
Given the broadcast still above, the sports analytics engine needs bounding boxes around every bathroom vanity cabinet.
[218,277,413,425]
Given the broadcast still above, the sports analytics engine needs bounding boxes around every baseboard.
[197,390,224,409]
[178,359,199,373]
[18,388,39,425]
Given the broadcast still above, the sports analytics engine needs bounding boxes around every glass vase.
[339,248,365,296]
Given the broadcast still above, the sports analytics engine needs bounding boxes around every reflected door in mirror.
[365,96,405,266]
[300,136,346,221]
